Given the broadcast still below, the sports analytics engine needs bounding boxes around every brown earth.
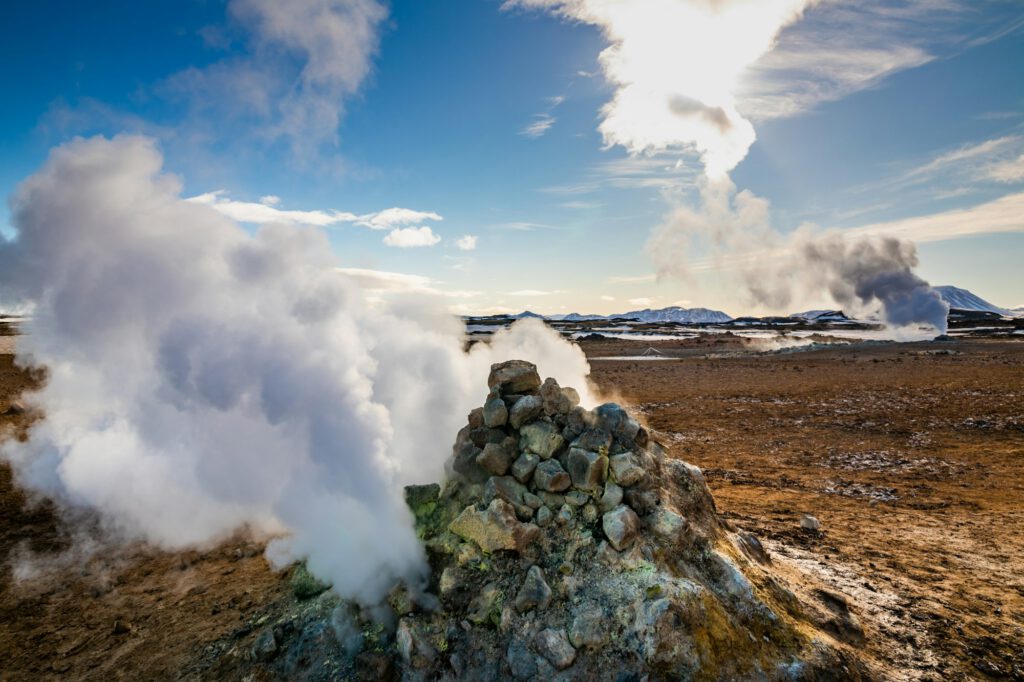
[0,335,1022,680]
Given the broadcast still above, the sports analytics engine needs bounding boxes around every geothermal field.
[2,1,1023,681]
[1,317,1022,680]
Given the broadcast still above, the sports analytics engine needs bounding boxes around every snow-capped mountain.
[533,306,732,324]
[790,310,850,322]
[617,306,733,323]
[934,286,1012,316]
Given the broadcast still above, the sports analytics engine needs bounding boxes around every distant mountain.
[934,286,1012,316]
[615,306,732,324]
[1012,307,1024,318]
[790,310,850,322]
[512,310,545,319]
[527,306,732,324]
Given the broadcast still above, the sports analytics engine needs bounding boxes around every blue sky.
[2,0,1023,315]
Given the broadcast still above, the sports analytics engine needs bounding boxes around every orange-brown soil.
[0,336,1022,680]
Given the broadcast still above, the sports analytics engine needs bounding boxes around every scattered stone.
[519,421,566,459]
[535,628,577,670]
[483,397,509,428]
[477,442,513,476]
[509,395,544,429]
[397,618,438,667]
[609,452,646,487]
[484,476,528,507]
[252,627,279,661]
[467,583,503,625]
[574,428,612,453]
[112,619,131,636]
[522,491,543,510]
[515,565,552,613]
[439,566,462,598]
[534,459,571,492]
[567,448,608,492]
[800,514,821,531]
[599,482,624,512]
[624,488,659,515]
[354,651,395,682]
[569,606,606,650]
[536,505,553,527]
[506,639,538,681]
[602,505,640,551]
[557,504,574,526]
[449,499,540,553]
[511,452,540,483]
[564,490,589,507]
[488,360,542,394]
[581,503,599,525]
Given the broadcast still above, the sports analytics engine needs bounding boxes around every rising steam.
[517,0,949,333]
[0,135,594,604]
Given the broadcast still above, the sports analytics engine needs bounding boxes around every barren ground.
[1,335,1022,680]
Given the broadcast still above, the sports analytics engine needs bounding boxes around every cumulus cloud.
[628,297,655,307]
[506,0,816,177]
[160,0,388,159]
[188,192,445,232]
[0,135,595,605]
[455,235,478,251]
[382,226,442,248]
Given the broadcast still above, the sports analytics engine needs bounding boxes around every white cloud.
[187,192,447,232]
[455,235,478,251]
[521,114,556,139]
[357,207,444,230]
[600,295,616,301]
[335,267,480,298]
[737,2,1024,120]
[162,0,389,158]
[188,190,357,226]
[382,226,441,248]
[986,153,1024,184]
[628,297,655,307]
[848,192,1024,244]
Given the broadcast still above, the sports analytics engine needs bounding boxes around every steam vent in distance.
[384,360,868,680]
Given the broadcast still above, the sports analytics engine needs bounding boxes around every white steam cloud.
[506,0,817,178]
[517,0,949,332]
[0,135,594,604]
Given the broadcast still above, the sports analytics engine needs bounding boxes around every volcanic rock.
[508,394,543,429]
[533,459,571,492]
[567,447,607,492]
[535,628,576,670]
[602,504,640,551]
[511,452,539,483]
[477,441,513,476]
[483,396,508,428]
[609,452,645,487]
[519,421,565,459]
[488,360,542,394]
[599,482,623,512]
[514,565,552,613]
[449,499,539,553]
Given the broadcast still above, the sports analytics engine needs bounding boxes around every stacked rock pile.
[389,360,867,681]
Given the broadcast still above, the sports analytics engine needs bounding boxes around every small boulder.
[602,505,640,551]
[519,421,566,459]
[506,640,538,681]
[252,627,279,661]
[468,407,485,429]
[477,442,513,476]
[540,377,571,415]
[800,514,821,531]
[483,397,509,428]
[488,360,542,395]
[397,618,438,667]
[609,452,645,487]
[535,628,576,671]
[536,505,553,527]
[509,395,544,429]
[511,452,540,483]
[449,499,540,553]
[484,476,527,507]
[467,582,503,625]
[574,428,612,453]
[648,509,687,543]
[514,565,552,613]
[567,448,608,492]
[599,482,623,512]
[534,459,571,492]
[569,606,607,650]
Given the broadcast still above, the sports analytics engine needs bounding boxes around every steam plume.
[0,135,594,603]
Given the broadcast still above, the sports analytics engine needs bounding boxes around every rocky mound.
[389,360,868,680]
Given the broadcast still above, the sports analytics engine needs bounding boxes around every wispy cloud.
[739,1,1024,120]
[848,191,1024,244]
[490,221,563,231]
[508,289,567,296]
[188,192,446,236]
[520,95,565,139]
[608,273,656,284]
[336,268,479,298]
[627,297,655,307]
